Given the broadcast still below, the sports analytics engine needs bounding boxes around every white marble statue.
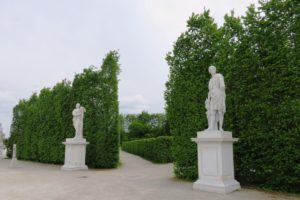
[9,144,18,168]
[12,144,16,158]
[205,66,226,131]
[72,103,86,139]
[62,103,89,170]
[193,67,240,193]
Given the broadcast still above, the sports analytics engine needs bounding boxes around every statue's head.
[76,103,80,108]
[208,65,216,75]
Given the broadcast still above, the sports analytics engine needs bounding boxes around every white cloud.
[120,95,149,114]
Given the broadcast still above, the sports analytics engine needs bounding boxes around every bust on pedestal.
[61,103,89,171]
[191,66,240,194]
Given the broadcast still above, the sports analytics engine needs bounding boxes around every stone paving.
[0,151,298,200]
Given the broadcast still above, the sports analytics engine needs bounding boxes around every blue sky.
[0,0,258,136]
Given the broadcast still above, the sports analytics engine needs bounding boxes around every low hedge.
[122,136,173,163]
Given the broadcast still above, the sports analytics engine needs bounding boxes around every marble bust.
[205,66,226,131]
[72,103,86,138]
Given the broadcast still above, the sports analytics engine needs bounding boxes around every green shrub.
[128,121,150,139]
[122,136,173,163]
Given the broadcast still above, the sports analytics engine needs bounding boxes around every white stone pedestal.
[0,145,7,158]
[9,144,18,168]
[0,144,3,156]
[61,138,89,171]
[191,131,241,194]
[9,157,18,168]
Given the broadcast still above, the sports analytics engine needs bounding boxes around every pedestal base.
[61,165,88,171]
[192,130,241,194]
[0,145,3,156]
[193,179,241,194]
[9,158,18,168]
[61,138,89,171]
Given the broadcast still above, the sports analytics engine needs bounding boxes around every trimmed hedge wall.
[122,136,173,163]
[165,0,300,193]
[165,11,218,180]
[8,51,120,168]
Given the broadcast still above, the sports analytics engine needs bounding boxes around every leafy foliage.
[94,51,120,168]
[165,10,219,180]
[231,1,300,192]
[165,0,300,192]
[128,121,150,139]
[7,51,120,168]
[122,136,173,163]
[121,111,170,141]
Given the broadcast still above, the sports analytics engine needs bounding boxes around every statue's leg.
[208,110,216,130]
[79,124,83,138]
[218,110,224,131]
[214,111,218,130]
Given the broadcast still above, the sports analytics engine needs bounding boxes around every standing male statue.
[72,103,86,138]
[62,103,89,170]
[9,144,18,168]
[205,66,226,131]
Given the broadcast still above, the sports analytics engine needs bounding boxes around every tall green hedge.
[122,136,173,163]
[8,51,120,168]
[165,11,219,180]
[165,0,300,192]
[231,2,300,192]
[94,51,120,168]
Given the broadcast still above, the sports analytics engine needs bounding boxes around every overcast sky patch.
[120,95,149,114]
[0,0,258,136]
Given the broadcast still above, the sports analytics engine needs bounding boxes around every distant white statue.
[12,144,16,158]
[72,103,86,138]
[0,123,4,156]
[9,144,18,168]
[205,66,226,131]
[0,123,3,145]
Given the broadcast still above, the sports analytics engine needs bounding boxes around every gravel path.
[0,151,298,200]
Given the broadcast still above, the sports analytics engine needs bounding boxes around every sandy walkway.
[0,151,297,200]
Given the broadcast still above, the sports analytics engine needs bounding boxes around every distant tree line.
[8,51,120,168]
[165,0,300,192]
[120,111,171,142]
